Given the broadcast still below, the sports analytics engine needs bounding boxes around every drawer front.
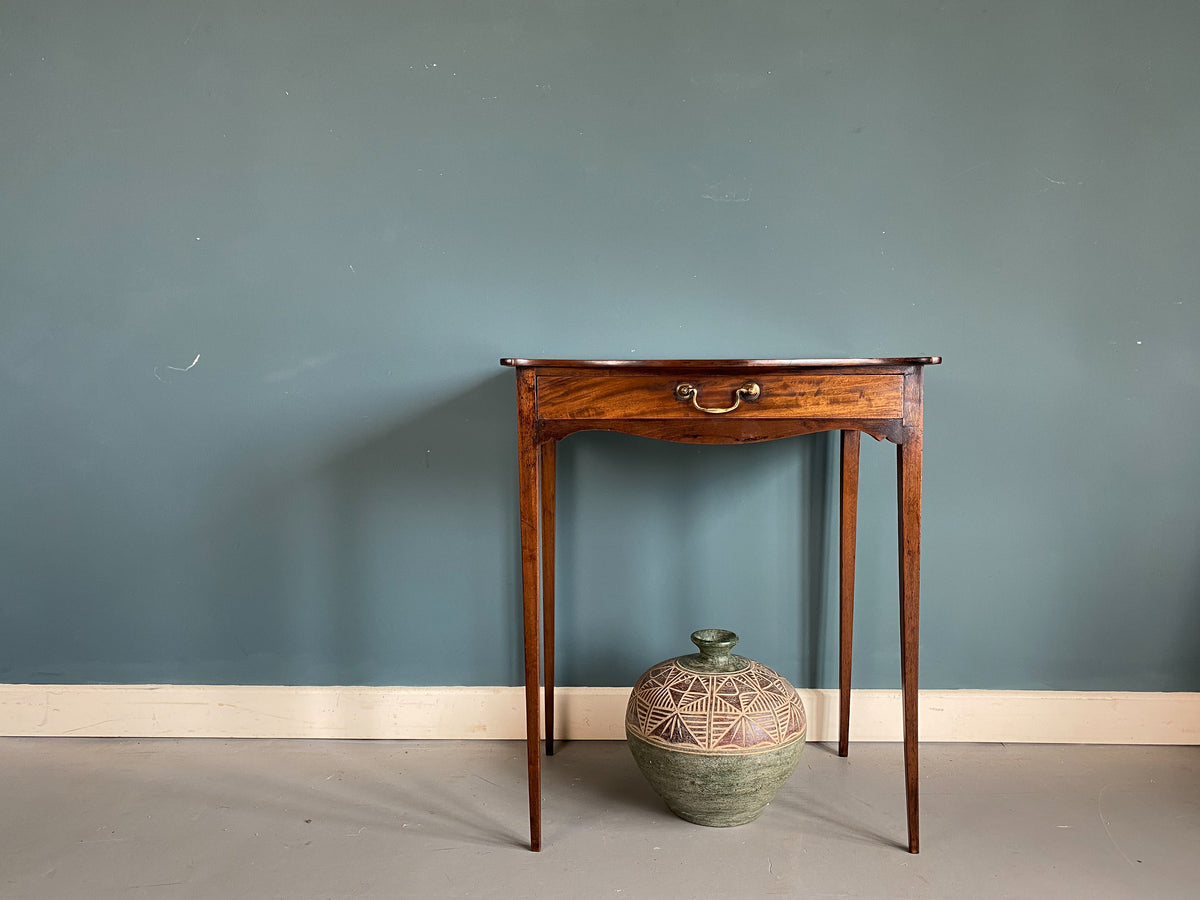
[536,373,904,420]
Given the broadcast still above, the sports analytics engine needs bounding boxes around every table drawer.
[536,373,904,420]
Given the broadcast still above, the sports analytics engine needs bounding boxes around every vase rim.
[690,628,738,647]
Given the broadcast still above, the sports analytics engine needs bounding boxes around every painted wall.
[2,1,1197,690]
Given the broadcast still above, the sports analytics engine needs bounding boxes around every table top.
[501,357,941,369]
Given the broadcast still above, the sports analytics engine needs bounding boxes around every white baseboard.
[1,685,1197,744]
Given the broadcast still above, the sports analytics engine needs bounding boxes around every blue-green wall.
[2,1,1197,690]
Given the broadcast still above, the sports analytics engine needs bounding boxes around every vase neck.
[676,629,750,674]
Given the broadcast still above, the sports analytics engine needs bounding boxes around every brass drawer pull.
[674,381,761,414]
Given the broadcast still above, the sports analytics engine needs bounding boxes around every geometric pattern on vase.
[626,660,807,756]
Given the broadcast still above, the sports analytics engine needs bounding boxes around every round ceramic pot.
[625,629,806,827]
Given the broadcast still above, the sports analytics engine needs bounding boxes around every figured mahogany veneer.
[501,357,940,854]
[537,373,904,420]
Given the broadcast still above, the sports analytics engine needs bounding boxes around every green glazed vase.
[625,629,806,827]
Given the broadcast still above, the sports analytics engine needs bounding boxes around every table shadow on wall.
[197,372,522,687]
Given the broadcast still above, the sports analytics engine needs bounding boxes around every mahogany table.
[501,357,941,853]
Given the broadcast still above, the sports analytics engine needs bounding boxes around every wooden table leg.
[838,429,860,758]
[515,370,543,851]
[539,441,557,756]
[897,430,922,854]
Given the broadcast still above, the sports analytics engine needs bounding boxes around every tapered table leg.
[897,429,923,854]
[540,441,557,756]
[515,370,543,851]
[838,430,861,758]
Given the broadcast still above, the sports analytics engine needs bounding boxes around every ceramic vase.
[625,629,806,826]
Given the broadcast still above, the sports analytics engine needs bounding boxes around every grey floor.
[1,739,1197,899]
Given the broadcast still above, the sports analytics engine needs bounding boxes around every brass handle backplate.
[674,381,761,414]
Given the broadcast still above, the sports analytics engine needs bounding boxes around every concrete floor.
[1,739,1197,899]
